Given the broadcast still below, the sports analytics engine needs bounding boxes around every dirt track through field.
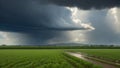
[68,52,118,68]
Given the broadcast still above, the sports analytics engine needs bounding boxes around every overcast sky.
[0,0,120,45]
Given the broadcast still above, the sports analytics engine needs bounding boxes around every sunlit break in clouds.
[0,31,29,45]
[108,7,120,33]
[66,7,95,30]
[0,32,9,44]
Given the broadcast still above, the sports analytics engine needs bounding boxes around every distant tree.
[1,44,7,46]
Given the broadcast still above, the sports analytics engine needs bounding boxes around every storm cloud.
[0,0,94,33]
[44,0,120,9]
[0,0,94,45]
[0,0,120,45]
[0,0,119,33]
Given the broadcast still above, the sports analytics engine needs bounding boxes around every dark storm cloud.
[25,31,71,45]
[44,0,120,9]
[1,0,119,45]
[0,0,92,45]
[1,0,118,33]
[0,0,90,33]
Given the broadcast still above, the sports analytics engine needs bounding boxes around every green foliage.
[63,53,102,68]
[0,49,101,68]
[0,50,71,68]
[68,49,120,63]
[0,45,120,49]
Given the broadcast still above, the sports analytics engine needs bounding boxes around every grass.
[67,49,120,63]
[63,53,101,68]
[0,50,72,68]
[0,49,101,68]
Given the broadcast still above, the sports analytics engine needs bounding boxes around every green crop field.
[67,49,120,63]
[0,49,101,68]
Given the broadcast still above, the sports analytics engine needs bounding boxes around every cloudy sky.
[0,0,120,45]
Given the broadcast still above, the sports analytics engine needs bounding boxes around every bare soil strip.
[67,52,119,68]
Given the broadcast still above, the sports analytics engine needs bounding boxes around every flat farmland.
[0,49,101,68]
[68,49,120,64]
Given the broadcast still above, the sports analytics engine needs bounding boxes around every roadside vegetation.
[67,49,120,67]
[63,52,101,68]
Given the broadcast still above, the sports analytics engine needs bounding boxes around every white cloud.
[66,7,95,30]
